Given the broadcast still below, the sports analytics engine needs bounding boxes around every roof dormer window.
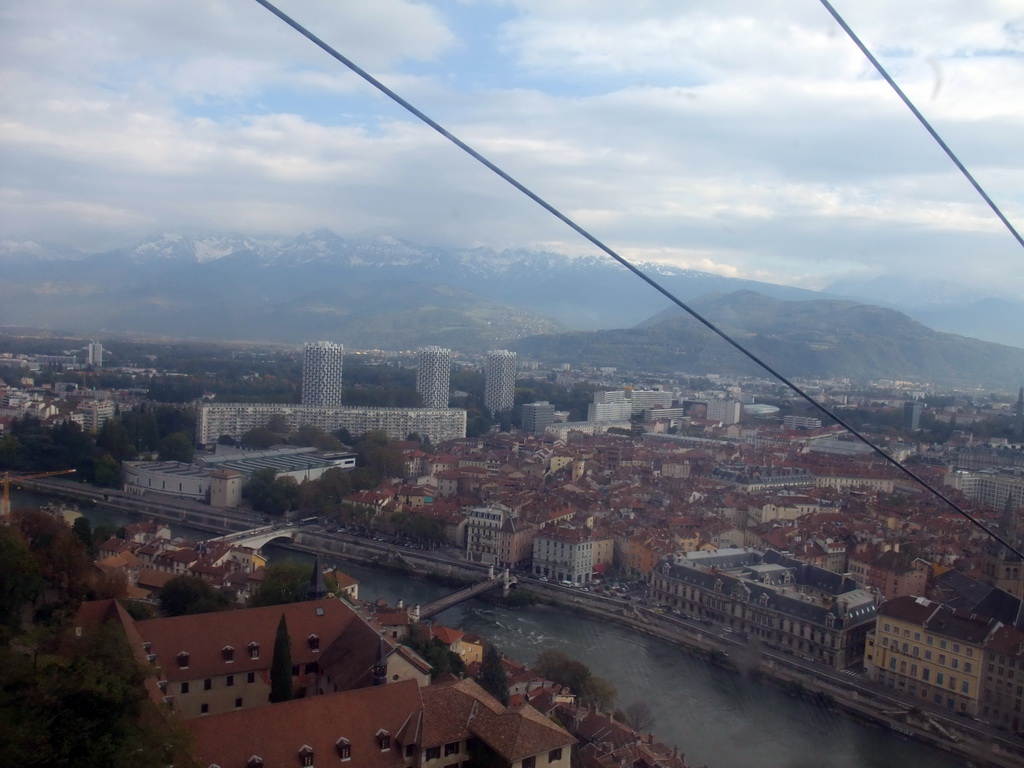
[376,729,390,751]
[248,642,260,660]
[336,738,351,761]
[222,646,235,662]
[299,745,314,766]
[308,634,320,652]
[247,757,264,768]
[177,651,190,669]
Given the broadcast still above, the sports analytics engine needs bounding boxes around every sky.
[1,0,1022,296]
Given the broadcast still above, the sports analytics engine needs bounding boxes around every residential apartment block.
[196,402,466,447]
[301,340,345,407]
[416,346,451,410]
[484,349,516,413]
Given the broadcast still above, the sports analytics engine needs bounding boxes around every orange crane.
[1,469,76,518]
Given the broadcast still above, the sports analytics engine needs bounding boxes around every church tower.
[985,493,1024,599]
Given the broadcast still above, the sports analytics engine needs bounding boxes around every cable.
[818,0,1024,252]
[249,0,1024,559]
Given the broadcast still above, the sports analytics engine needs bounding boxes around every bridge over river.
[416,567,517,619]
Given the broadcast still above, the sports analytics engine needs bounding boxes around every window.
[204,678,212,691]
[181,682,190,694]
[235,697,243,708]
[940,640,948,650]
[247,758,263,768]
[936,672,944,686]
[952,658,959,670]
[177,652,190,669]
[248,642,260,660]
[406,745,416,757]
[548,748,563,763]
[426,747,441,761]
[377,730,390,751]
[965,662,973,674]
[523,757,536,768]
[247,672,256,684]
[200,703,208,714]
[445,742,460,756]
[226,675,234,687]
[336,738,351,761]
[299,745,314,767]
[962,681,970,694]
[308,634,320,652]
[922,669,930,682]
[222,646,234,662]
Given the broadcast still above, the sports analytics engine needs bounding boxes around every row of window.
[181,671,257,694]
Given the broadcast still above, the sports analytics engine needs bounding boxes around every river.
[17,492,960,768]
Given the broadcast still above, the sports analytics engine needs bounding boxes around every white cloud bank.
[0,0,1021,295]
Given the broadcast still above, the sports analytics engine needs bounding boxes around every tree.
[157,431,194,463]
[0,525,43,637]
[270,614,293,703]
[159,575,229,616]
[478,644,509,706]
[582,675,617,710]
[251,561,313,607]
[533,648,617,710]
[621,700,655,732]
[240,426,278,450]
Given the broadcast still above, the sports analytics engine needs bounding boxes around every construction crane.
[1,469,77,518]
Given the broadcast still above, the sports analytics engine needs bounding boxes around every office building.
[416,346,451,409]
[484,349,516,413]
[521,401,555,434]
[783,414,822,430]
[301,341,344,407]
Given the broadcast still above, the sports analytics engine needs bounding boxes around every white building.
[77,399,115,433]
[533,526,595,584]
[196,402,466,447]
[483,349,516,413]
[86,341,103,368]
[629,389,673,415]
[301,341,344,407]
[416,346,451,409]
[706,399,742,425]
[588,390,632,423]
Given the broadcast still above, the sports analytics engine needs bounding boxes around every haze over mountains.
[2,231,1021,387]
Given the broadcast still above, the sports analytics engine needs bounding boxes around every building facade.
[522,401,555,435]
[302,340,345,407]
[649,548,877,669]
[533,526,595,585]
[196,403,466,447]
[865,596,992,716]
[484,349,516,413]
[705,399,741,425]
[416,346,451,409]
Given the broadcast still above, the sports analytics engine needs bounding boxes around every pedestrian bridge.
[208,525,296,550]
[417,567,517,620]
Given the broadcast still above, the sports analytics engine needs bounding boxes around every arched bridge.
[208,525,296,550]
[417,567,517,620]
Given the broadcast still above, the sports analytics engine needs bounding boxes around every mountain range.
[1,231,1021,387]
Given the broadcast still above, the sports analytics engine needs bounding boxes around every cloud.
[0,0,1021,302]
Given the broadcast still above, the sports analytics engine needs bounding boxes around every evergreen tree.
[478,644,509,706]
[270,614,293,703]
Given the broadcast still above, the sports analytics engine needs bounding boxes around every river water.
[25,493,959,768]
